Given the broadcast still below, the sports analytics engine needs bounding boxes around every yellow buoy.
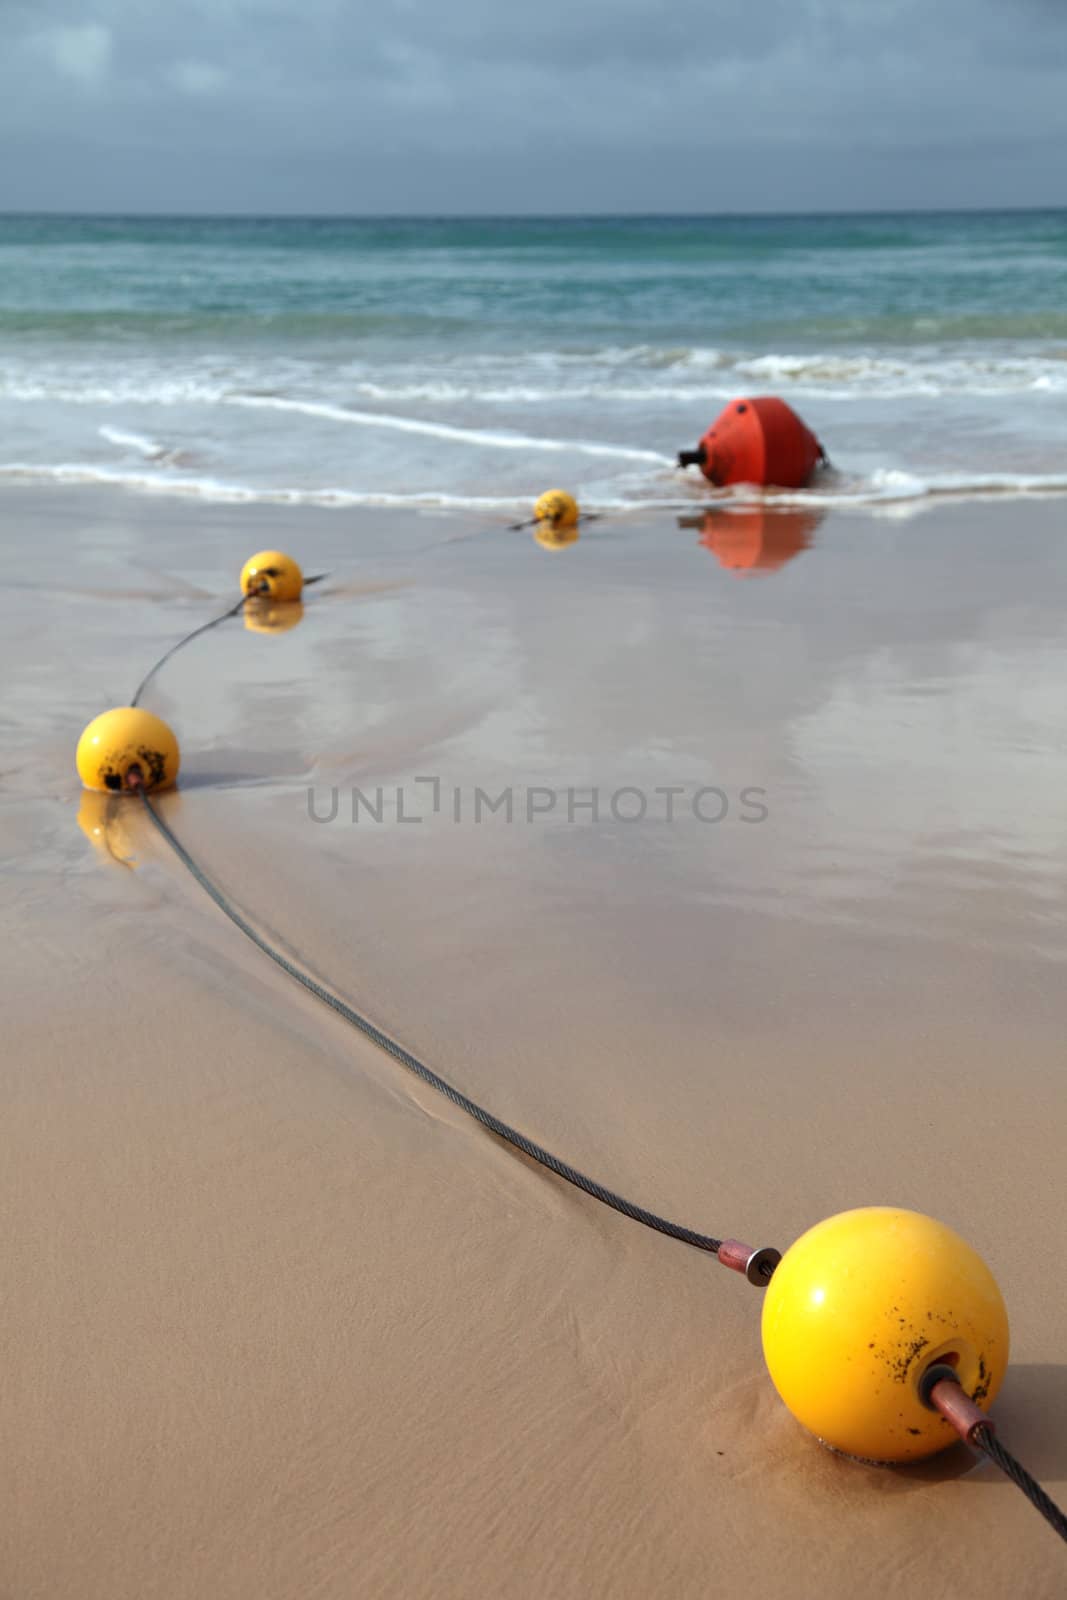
[533,523,580,551]
[244,599,305,634]
[76,707,180,793]
[534,489,580,529]
[761,1207,1009,1463]
[239,550,303,601]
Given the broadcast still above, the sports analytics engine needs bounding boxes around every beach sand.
[2,486,1066,1597]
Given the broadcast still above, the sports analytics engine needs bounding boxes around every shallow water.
[2,212,1067,511]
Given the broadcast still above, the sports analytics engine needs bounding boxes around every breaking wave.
[4,341,1067,407]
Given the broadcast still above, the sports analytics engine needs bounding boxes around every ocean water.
[1,211,1066,514]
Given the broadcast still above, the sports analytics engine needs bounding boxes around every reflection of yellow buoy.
[239,550,303,601]
[534,489,580,529]
[761,1207,1009,1463]
[76,707,180,793]
[533,522,580,551]
[243,598,305,634]
[76,791,137,865]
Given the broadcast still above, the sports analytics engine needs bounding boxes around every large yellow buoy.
[76,707,180,793]
[534,489,580,529]
[244,599,305,634]
[239,550,303,601]
[761,1207,1009,1463]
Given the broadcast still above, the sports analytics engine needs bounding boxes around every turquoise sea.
[1,211,1066,512]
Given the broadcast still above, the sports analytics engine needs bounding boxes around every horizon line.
[2,204,1065,223]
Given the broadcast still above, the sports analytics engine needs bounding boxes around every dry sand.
[2,486,1066,1598]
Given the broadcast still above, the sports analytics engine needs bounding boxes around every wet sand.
[2,486,1067,1598]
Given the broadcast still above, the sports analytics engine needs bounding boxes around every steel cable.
[973,1426,1067,1546]
[137,786,724,1255]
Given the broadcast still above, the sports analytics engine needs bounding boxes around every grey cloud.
[0,0,1063,211]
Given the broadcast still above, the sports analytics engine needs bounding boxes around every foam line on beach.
[0,461,529,509]
[5,459,1067,514]
[794,467,1067,507]
[98,425,171,459]
[225,394,672,462]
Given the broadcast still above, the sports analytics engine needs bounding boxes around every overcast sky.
[2,0,1065,214]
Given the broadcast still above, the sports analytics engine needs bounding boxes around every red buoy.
[678,397,825,490]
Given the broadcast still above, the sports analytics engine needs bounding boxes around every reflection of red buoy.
[678,397,825,489]
[696,508,822,573]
